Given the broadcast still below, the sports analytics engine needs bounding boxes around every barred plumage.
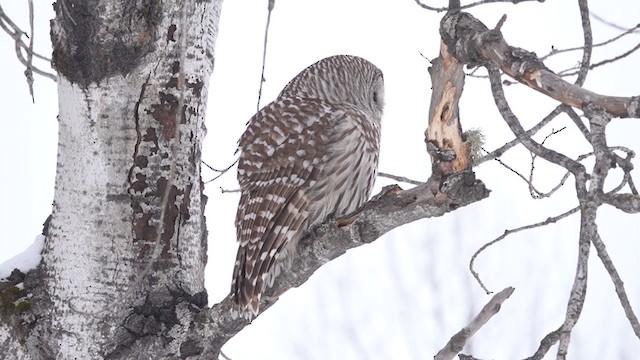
[230,55,384,317]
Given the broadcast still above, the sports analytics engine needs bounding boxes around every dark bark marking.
[156,178,179,259]
[167,24,177,43]
[149,92,178,139]
[180,338,204,358]
[51,0,163,86]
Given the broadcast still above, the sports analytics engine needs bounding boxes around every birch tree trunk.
[1,1,222,358]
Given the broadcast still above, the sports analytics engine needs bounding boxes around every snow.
[0,234,45,280]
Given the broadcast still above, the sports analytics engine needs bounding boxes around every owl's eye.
[372,88,384,109]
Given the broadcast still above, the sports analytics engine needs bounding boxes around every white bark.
[0,1,221,358]
[43,76,138,356]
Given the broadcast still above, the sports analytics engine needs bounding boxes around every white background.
[1,1,639,359]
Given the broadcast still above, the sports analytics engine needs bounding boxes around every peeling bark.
[426,41,470,176]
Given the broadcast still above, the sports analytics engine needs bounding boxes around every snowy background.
[1,1,639,359]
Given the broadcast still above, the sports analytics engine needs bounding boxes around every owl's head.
[279,55,385,120]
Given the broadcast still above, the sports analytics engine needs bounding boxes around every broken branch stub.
[427,41,471,177]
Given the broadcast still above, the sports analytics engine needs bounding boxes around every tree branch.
[414,0,544,12]
[0,5,56,82]
[205,172,490,354]
[435,287,515,360]
[439,11,640,118]
[474,104,566,165]
[602,193,640,213]
[590,228,640,339]
[256,0,275,112]
[377,171,423,186]
[554,204,592,359]
[574,0,592,86]
[470,206,579,294]
[540,22,639,62]
[426,41,470,175]
[486,65,586,177]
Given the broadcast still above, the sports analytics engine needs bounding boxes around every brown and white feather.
[230,55,384,318]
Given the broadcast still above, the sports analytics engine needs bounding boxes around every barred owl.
[230,55,384,317]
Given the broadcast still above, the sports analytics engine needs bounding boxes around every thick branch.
[427,41,470,175]
[590,229,640,339]
[602,193,640,213]
[440,11,640,118]
[555,205,592,359]
[205,172,490,354]
[486,65,586,177]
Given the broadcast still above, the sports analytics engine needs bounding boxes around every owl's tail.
[230,246,261,319]
[230,189,308,319]
[229,243,293,319]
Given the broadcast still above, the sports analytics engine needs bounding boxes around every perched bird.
[230,55,384,317]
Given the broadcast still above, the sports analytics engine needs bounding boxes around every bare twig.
[475,105,566,165]
[434,287,515,360]
[26,0,35,102]
[540,23,640,62]
[526,127,567,199]
[469,206,579,294]
[220,187,240,194]
[591,12,640,33]
[377,172,423,186]
[486,65,585,175]
[414,0,542,12]
[256,0,275,112]
[558,41,640,77]
[574,0,592,86]
[484,148,530,182]
[204,158,239,184]
[203,159,236,173]
[0,5,57,81]
[491,145,633,204]
[591,229,640,338]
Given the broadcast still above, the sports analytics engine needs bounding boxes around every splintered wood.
[426,41,471,176]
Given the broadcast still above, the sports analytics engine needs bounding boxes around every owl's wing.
[231,97,359,315]
[235,97,333,244]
